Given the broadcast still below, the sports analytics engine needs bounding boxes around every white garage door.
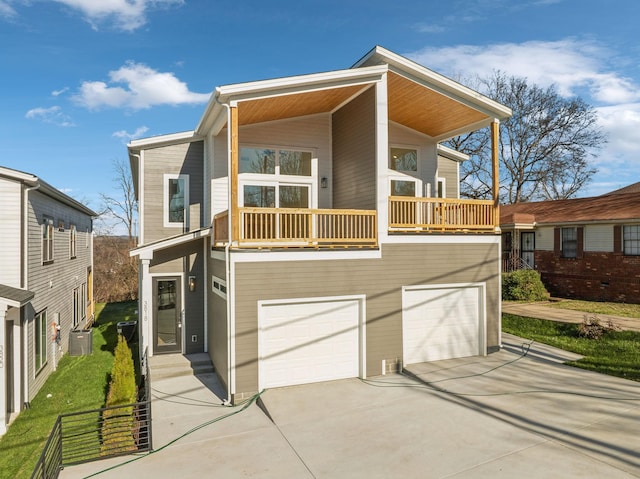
[403,284,484,364]
[259,297,362,389]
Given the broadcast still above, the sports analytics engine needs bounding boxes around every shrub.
[101,335,137,455]
[578,314,622,340]
[502,269,549,302]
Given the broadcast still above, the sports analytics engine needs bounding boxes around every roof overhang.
[437,144,469,162]
[130,227,211,261]
[0,284,35,308]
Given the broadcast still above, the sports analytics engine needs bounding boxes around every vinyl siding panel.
[437,155,460,198]
[231,242,500,395]
[208,256,228,390]
[536,227,554,251]
[585,224,613,252]
[332,87,376,210]
[26,189,93,401]
[0,178,21,287]
[142,141,204,244]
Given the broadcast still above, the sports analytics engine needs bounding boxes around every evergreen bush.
[101,335,137,455]
[502,269,549,302]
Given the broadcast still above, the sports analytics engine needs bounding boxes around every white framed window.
[389,147,418,172]
[70,224,77,259]
[239,146,316,209]
[623,225,640,255]
[42,216,54,264]
[389,177,420,197]
[436,177,446,198]
[34,310,47,374]
[73,286,86,328]
[211,275,227,299]
[164,174,189,228]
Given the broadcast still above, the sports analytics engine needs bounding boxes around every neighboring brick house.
[0,166,96,436]
[500,183,640,302]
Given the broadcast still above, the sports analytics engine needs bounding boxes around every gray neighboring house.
[129,46,512,404]
[0,166,96,436]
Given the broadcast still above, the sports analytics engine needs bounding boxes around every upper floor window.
[389,147,417,172]
[561,227,577,258]
[240,148,312,177]
[623,225,640,255]
[35,310,47,374]
[70,224,77,259]
[42,216,54,264]
[164,174,189,228]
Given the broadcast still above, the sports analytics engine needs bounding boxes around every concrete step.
[149,353,215,380]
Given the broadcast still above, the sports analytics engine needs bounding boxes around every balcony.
[213,208,378,248]
[388,196,498,233]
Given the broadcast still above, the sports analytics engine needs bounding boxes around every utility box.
[69,330,93,356]
[117,321,138,343]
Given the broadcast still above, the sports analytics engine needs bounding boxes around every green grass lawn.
[503,313,640,382]
[0,301,137,479]
[543,299,640,318]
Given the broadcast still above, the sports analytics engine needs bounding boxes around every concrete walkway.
[502,301,640,332]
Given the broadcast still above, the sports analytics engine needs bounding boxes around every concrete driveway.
[62,336,640,478]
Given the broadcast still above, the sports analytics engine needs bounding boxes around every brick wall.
[536,251,640,302]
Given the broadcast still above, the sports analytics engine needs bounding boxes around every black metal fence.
[31,348,152,479]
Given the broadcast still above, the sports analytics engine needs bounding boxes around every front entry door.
[153,277,182,354]
[5,320,13,419]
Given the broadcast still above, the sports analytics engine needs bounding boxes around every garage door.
[259,297,362,389]
[403,284,484,364]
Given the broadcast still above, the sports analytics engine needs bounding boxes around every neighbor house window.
[623,225,640,255]
[164,174,189,228]
[42,217,54,263]
[389,147,417,172]
[73,286,85,328]
[561,227,577,258]
[70,224,77,258]
[35,310,47,373]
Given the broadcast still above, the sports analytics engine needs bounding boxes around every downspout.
[215,96,235,405]
[22,183,40,409]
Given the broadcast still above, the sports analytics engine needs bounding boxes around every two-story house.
[0,166,95,436]
[129,46,512,403]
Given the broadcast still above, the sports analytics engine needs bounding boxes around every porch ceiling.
[387,72,489,138]
[234,72,491,137]
[237,84,368,125]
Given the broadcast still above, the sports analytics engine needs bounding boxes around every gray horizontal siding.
[232,242,500,395]
[437,155,459,198]
[0,178,21,287]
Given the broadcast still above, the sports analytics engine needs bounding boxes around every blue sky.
[2,0,639,232]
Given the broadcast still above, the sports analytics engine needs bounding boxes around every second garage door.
[403,283,485,365]
[258,296,363,389]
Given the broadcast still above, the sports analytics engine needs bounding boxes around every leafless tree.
[447,72,606,203]
[100,159,138,244]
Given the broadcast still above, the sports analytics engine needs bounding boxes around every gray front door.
[153,277,182,354]
[5,320,13,419]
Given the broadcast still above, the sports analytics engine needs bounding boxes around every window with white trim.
[239,147,316,209]
[70,224,77,259]
[623,225,640,255]
[389,147,417,172]
[34,310,47,373]
[436,177,446,198]
[211,275,227,299]
[73,286,86,328]
[42,216,54,264]
[164,174,189,227]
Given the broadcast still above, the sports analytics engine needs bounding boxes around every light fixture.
[320,177,328,189]
[189,276,196,292]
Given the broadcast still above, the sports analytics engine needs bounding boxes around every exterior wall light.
[321,177,328,189]
[189,276,197,292]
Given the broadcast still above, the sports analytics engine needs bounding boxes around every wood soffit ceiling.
[236,71,490,137]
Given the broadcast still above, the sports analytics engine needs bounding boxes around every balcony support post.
[491,120,500,229]
[230,105,239,243]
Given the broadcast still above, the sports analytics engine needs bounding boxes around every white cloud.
[52,87,69,97]
[73,61,211,110]
[0,1,16,18]
[25,106,75,127]
[406,39,640,105]
[52,0,184,31]
[414,23,445,34]
[113,126,149,141]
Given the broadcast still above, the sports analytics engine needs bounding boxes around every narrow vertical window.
[164,174,189,227]
[623,225,640,255]
[70,224,77,258]
[561,227,577,258]
[35,310,48,373]
[42,217,54,263]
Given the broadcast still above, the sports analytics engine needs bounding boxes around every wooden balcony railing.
[388,196,498,233]
[213,208,377,248]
